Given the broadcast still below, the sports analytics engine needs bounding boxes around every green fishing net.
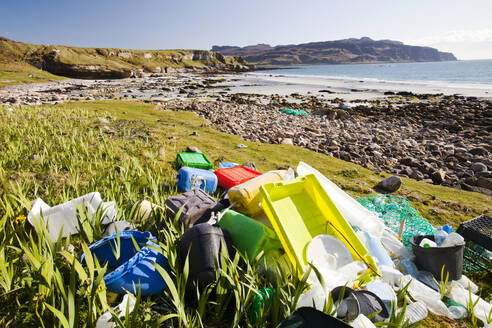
[357,194,436,248]
[280,108,310,116]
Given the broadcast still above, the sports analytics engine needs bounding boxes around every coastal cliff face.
[212,37,457,65]
[0,38,253,79]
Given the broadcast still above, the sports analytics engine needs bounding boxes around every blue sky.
[1,0,492,59]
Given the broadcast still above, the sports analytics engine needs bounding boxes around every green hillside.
[0,38,251,84]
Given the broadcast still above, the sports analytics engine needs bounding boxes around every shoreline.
[1,72,491,196]
[225,72,492,100]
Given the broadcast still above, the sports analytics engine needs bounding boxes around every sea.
[254,60,492,89]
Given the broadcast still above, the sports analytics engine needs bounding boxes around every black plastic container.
[176,223,234,286]
[165,189,223,227]
[410,235,464,281]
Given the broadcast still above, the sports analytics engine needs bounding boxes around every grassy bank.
[0,100,490,327]
[0,38,249,83]
[0,61,65,88]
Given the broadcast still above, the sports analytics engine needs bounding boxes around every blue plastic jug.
[176,167,218,194]
[81,231,172,295]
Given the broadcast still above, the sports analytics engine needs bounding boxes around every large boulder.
[375,175,402,193]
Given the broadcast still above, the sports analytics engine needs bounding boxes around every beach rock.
[281,138,294,145]
[243,162,257,171]
[477,177,492,190]
[470,162,487,173]
[431,168,446,184]
[469,147,488,156]
[375,175,402,192]
[186,146,202,153]
[236,143,248,148]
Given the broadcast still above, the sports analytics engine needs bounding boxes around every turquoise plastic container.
[218,209,282,261]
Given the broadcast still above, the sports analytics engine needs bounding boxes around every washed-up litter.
[297,162,385,237]
[446,299,468,319]
[259,174,380,283]
[228,170,286,216]
[82,231,171,295]
[215,166,262,189]
[400,301,428,325]
[219,161,239,168]
[280,108,310,116]
[136,200,163,222]
[331,286,389,323]
[217,209,282,262]
[410,234,464,280]
[400,275,453,318]
[22,145,489,327]
[96,294,135,328]
[447,281,492,326]
[276,307,351,328]
[28,192,117,242]
[103,221,135,238]
[176,223,234,286]
[165,188,223,227]
[176,167,218,193]
[176,151,213,170]
[357,194,436,247]
[251,287,274,324]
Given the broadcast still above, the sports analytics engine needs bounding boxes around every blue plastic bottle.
[434,228,448,246]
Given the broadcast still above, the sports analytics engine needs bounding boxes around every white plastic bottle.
[402,301,428,324]
[448,305,467,319]
[419,238,437,248]
[441,233,465,247]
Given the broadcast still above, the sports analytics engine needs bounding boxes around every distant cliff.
[212,37,457,65]
[0,38,253,79]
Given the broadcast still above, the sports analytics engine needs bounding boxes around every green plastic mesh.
[280,108,310,116]
[357,194,436,248]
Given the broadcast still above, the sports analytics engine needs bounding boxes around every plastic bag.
[297,162,386,237]
[400,275,453,318]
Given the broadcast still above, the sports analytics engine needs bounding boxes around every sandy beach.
[224,72,492,100]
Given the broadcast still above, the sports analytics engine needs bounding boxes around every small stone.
[186,146,202,153]
[97,117,110,124]
[469,147,488,156]
[410,170,424,181]
[476,177,492,190]
[281,138,293,145]
[431,168,446,184]
[236,143,248,148]
[375,175,402,193]
[470,162,487,173]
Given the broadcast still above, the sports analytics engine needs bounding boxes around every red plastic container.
[214,166,262,189]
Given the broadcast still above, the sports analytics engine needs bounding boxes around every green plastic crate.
[176,152,213,170]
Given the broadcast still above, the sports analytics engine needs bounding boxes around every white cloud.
[405,29,492,60]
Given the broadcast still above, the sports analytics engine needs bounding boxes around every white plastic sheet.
[297,162,386,237]
[96,294,135,328]
[28,192,117,242]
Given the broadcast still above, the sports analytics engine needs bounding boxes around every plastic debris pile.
[25,150,491,327]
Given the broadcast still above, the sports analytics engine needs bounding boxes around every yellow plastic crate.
[259,174,380,284]
[228,170,286,217]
